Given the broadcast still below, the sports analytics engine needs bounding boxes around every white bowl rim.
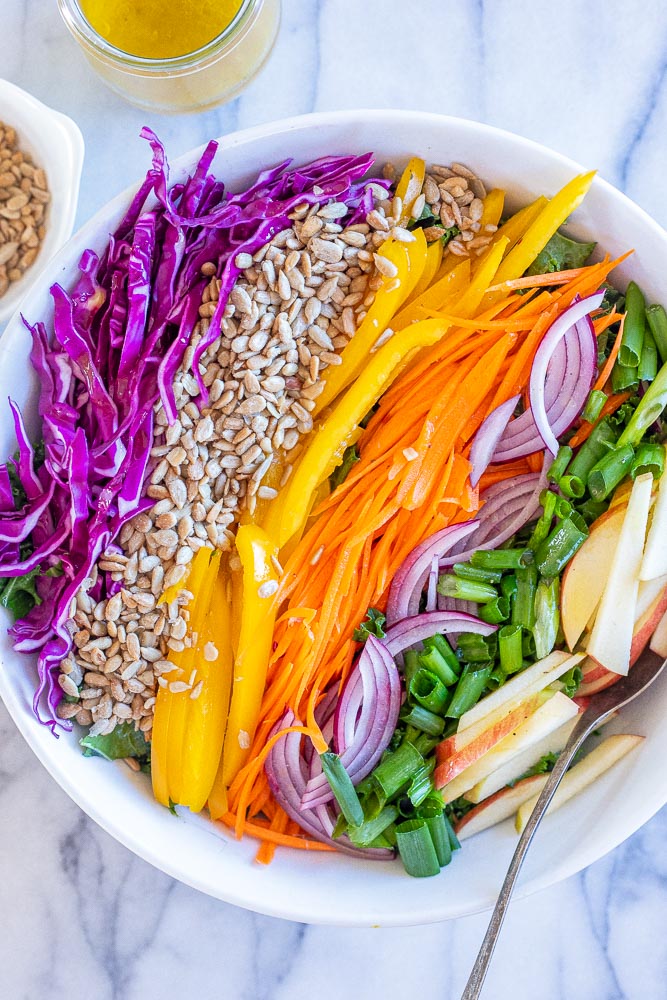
[1,108,667,926]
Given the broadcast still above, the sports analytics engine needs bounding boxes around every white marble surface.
[2,1,667,997]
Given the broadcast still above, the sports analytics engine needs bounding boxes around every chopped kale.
[353,607,387,643]
[526,230,596,276]
[80,722,151,764]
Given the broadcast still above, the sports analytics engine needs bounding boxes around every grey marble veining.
[2,1,667,998]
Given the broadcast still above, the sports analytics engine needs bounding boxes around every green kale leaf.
[526,231,596,276]
[353,607,387,643]
[80,722,151,764]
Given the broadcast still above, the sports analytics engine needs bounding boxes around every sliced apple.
[650,606,667,658]
[435,691,552,787]
[640,465,667,580]
[455,775,548,840]
[587,473,653,676]
[560,505,625,651]
[456,650,583,733]
[631,579,667,662]
[515,734,644,832]
[465,715,580,804]
[437,692,579,802]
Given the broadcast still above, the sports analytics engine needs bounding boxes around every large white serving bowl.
[1,110,666,927]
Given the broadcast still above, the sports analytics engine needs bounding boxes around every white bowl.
[1,110,666,927]
[0,79,84,327]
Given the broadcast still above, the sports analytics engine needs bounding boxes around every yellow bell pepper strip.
[480,188,505,228]
[394,156,426,223]
[230,558,243,657]
[493,172,596,284]
[252,458,284,528]
[151,546,220,807]
[278,317,452,547]
[179,561,234,813]
[313,230,428,415]
[401,238,443,309]
[485,196,548,259]
[449,237,508,318]
[393,257,470,330]
[220,524,280,786]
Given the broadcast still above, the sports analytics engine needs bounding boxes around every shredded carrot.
[223,255,630,853]
[593,314,626,392]
[218,812,335,852]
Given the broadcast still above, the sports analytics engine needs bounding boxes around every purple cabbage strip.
[0,131,385,731]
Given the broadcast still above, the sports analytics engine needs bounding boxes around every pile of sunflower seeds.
[0,121,50,298]
[56,162,490,741]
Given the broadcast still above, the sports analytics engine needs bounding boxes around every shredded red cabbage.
[0,130,385,731]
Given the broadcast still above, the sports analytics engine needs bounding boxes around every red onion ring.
[383,611,497,657]
[469,393,521,486]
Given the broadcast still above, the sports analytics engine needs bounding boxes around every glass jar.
[57,0,281,114]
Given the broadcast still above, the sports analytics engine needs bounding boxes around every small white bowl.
[2,110,667,926]
[0,79,84,328]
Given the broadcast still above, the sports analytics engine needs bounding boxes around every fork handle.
[460,709,601,1000]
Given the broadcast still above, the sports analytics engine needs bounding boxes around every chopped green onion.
[567,418,617,481]
[559,474,585,499]
[409,669,450,715]
[457,631,497,663]
[611,360,640,392]
[553,495,573,519]
[403,649,420,687]
[418,646,459,687]
[444,812,461,851]
[535,515,588,579]
[446,663,493,718]
[547,445,573,483]
[500,573,518,601]
[498,623,523,676]
[320,752,364,827]
[470,548,528,571]
[618,281,646,368]
[423,633,461,674]
[395,819,441,877]
[638,328,659,382]
[528,490,557,550]
[512,563,538,628]
[646,303,667,364]
[408,759,436,807]
[587,443,635,499]
[631,442,665,480]
[348,805,399,848]
[581,389,607,424]
[372,741,424,800]
[419,806,452,867]
[437,574,498,603]
[452,562,503,584]
[402,704,446,737]
[618,357,667,448]
[478,594,510,624]
[533,576,560,659]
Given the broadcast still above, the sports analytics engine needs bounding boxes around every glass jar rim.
[57,0,258,69]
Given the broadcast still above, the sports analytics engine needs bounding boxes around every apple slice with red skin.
[455,774,548,840]
[515,734,644,833]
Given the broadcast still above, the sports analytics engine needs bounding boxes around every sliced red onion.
[386,520,479,625]
[301,634,401,810]
[383,611,497,657]
[426,554,439,612]
[265,712,392,859]
[469,393,521,486]
[492,292,604,462]
[437,594,475,616]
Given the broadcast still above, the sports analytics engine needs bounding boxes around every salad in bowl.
[1,111,666,921]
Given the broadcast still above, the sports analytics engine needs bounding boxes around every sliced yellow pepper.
[278,317,452,547]
[395,156,426,223]
[401,238,443,309]
[451,237,508,318]
[151,546,220,807]
[493,172,596,284]
[314,230,428,415]
[220,524,280,786]
[480,188,505,228]
[179,561,233,813]
[393,257,470,330]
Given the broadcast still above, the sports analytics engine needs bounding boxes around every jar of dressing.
[57,0,281,113]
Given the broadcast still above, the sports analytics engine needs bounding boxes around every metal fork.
[461,647,667,1000]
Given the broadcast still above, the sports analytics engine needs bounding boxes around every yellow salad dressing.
[80,0,244,58]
